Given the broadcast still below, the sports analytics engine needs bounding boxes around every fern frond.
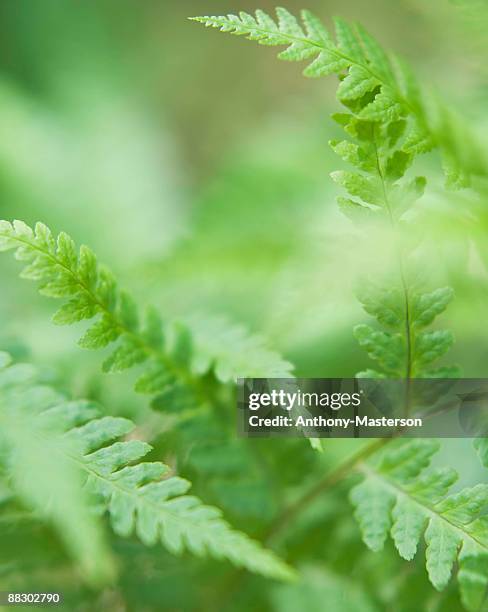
[0,353,295,581]
[192,8,487,184]
[0,351,114,585]
[187,314,293,381]
[351,439,488,610]
[354,282,459,378]
[0,219,198,405]
[329,70,460,380]
[79,417,294,579]
[0,220,293,411]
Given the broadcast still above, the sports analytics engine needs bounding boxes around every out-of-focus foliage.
[0,353,293,582]
[1,1,488,611]
[0,220,292,397]
[0,352,114,586]
[194,6,488,609]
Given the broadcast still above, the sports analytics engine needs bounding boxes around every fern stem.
[264,437,391,543]
[399,259,413,415]
[213,438,395,611]
[372,126,413,413]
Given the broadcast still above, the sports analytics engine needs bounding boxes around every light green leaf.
[352,440,488,598]
[333,16,364,63]
[355,23,394,81]
[0,355,295,582]
[187,315,294,381]
[102,337,147,373]
[0,361,114,585]
[411,288,454,329]
[361,91,403,123]
[378,439,439,481]
[356,284,404,329]
[458,541,488,612]
[425,518,461,590]
[391,498,426,560]
[350,479,394,551]
[304,52,348,77]
[52,295,98,325]
[435,485,488,525]
[330,171,383,206]
[353,324,405,374]
[406,467,458,504]
[275,7,304,37]
[301,9,331,44]
[78,315,120,349]
[337,198,378,224]
[329,139,376,172]
[414,330,454,368]
[134,364,174,394]
[337,65,379,102]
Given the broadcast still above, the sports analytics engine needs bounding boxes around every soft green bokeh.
[0,1,486,610]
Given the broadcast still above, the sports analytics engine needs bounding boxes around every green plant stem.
[264,437,391,543]
[372,126,413,414]
[213,438,393,612]
[399,259,413,416]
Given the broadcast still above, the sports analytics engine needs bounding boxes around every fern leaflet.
[187,314,293,381]
[0,352,295,581]
[0,220,293,413]
[192,7,460,382]
[192,7,487,185]
[351,439,488,611]
[0,351,114,584]
[354,282,459,379]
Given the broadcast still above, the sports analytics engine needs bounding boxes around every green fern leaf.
[353,324,405,375]
[0,220,293,412]
[301,9,331,45]
[355,283,404,329]
[410,288,454,328]
[350,479,394,552]
[355,282,457,378]
[330,170,383,207]
[351,439,488,601]
[360,91,403,123]
[458,541,488,612]
[474,438,488,470]
[186,315,293,381]
[192,8,488,183]
[0,353,295,582]
[0,352,114,585]
[337,65,379,102]
[414,330,454,368]
[355,23,394,81]
[336,197,379,224]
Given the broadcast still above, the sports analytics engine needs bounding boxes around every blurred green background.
[0,1,487,610]
[0,0,487,384]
